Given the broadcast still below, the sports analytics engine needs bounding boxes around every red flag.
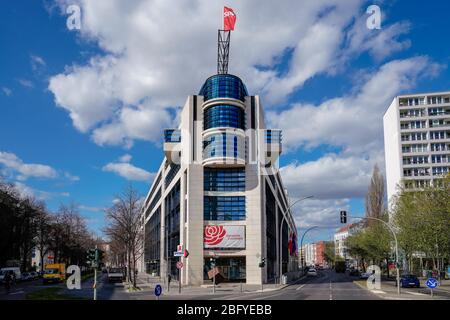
[223,6,236,31]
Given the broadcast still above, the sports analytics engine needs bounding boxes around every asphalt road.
[0,270,381,300]
[159,270,380,300]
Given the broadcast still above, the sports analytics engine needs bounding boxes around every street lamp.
[352,216,401,296]
[300,226,319,273]
[278,196,313,285]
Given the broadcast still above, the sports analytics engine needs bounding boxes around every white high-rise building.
[383,92,450,207]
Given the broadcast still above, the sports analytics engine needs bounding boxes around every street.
[3,269,450,300]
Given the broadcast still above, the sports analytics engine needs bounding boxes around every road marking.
[10,290,25,295]
[406,291,426,296]
[329,280,332,300]
[296,284,306,291]
[371,290,386,294]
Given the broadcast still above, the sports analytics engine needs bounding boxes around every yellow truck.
[43,263,66,284]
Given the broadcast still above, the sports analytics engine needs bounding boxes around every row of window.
[204,168,245,191]
[399,107,450,118]
[403,156,429,165]
[204,196,246,221]
[203,105,245,130]
[399,96,450,106]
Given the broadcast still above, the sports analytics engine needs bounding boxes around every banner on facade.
[204,225,245,249]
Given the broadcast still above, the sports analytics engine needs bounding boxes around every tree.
[105,185,144,288]
[365,164,385,226]
[323,241,336,267]
[392,174,450,272]
[33,201,52,272]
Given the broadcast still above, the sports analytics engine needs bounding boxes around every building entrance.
[204,256,246,282]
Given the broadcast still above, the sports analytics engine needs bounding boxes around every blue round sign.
[154,284,162,297]
[426,278,438,289]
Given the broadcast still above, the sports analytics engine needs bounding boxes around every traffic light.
[259,257,266,268]
[340,210,347,224]
[86,249,96,265]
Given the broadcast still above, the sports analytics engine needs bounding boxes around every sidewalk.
[353,279,450,300]
[133,272,303,296]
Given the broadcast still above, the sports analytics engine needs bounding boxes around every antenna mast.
[217,30,231,74]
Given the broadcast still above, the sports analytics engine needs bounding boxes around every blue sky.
[1,0,450,243]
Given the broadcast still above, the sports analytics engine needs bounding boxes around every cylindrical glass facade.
[203,105,245,130]
[199,74,248,102]
[202,133,245,161]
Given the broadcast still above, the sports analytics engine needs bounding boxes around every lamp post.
[278,196,313,285]
[300,226,319,273]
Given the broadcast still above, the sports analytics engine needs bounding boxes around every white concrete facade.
[141,75,297,286]
[383,92,450,208]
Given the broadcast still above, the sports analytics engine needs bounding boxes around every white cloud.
[290,198,351,231]
[0,151,58,180]
[2,87,12,96]
[281,155,376,200]
[64,172,80,181]
[48,0,412,147]
[273,56,441,200]
[269,57,441,155]
[13,182,69,200]
[79,205,104,213]
[102,161,153,182]
[30,54,47,72]
[119,154,132,163]
[17,79,34,88]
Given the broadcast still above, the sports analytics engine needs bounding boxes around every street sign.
[426,278,438,289]
[184,249,189,258]
[173,251,184,257]
[176,261,183,269]
[154,284,162,297]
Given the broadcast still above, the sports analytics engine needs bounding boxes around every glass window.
[204,168,245,192]
[204,196,246,221]
[204,105,245,130]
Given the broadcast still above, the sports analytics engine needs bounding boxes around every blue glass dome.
[199,74,248,102]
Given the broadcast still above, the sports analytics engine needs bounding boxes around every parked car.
[29,271,39,280]
[0,267,21,283]
[349,269,360,277]
[359,272,372,279]
[307,268,318,277]
[21,272,33,281]
[107,268,124,283]
[396,274,420,288]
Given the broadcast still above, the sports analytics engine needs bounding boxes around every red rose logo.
[204,226,226,246]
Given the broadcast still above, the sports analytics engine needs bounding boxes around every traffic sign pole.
[178,257,181,294]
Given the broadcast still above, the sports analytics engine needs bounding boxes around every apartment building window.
[432,155,449,164]
[428,107,445,116]
[430,131,446,140]
[403,144,428,153]
[204,168,245,191]
[432,167,449,176]
[411,133,427,141]
[404,156,430,165]
[204,196,246,221]
[412,168,429,177]
[428,96,444,105]
[431,143,449,152]
[410,121,426,129]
